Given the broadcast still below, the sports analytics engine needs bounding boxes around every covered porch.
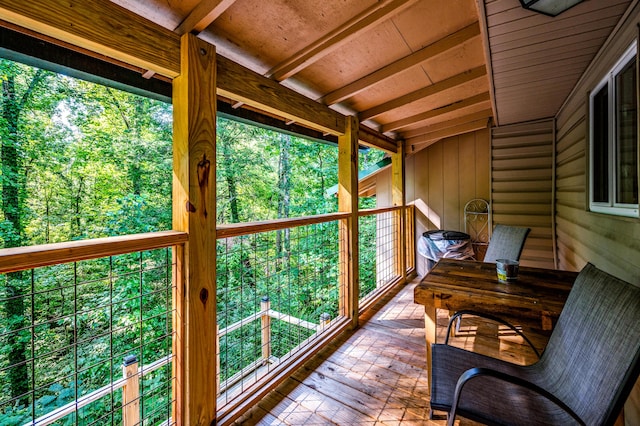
[0,0,639,425]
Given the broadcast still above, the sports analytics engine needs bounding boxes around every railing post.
[261,296,271,361]
[122,355,140,426]
[338,116,360,328]
[319,312,331,330]
[392,142,406,281]
[172,33,218,424]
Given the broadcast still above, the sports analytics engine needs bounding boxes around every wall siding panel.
[492,120,555,269]
[405,129,490,276]
[555,4,640,422]
[555,3,640,283]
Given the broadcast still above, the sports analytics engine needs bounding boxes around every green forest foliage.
[0,58,386,424]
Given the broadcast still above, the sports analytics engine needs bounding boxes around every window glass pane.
[615,58,638,205]
[592,83,609,203]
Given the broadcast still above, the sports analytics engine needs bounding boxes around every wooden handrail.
[0,230,188,274]
[358,205,402,217]
[216,212,350,239]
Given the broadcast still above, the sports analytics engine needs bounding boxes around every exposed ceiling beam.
[474,0,499,126]
[406,118,490,154]
[382,92,491,133]
[359,124,398,153]
[402,108,493,139]
[0,0,180,77]
[217,55,345,136]
[175,0,237,35]
[321,21,481,106]
[267,0,418,81]
[359,65,487,121]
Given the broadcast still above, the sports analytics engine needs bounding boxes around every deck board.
[235,277,542,425]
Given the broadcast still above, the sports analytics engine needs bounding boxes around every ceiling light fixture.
[519,0,584,17]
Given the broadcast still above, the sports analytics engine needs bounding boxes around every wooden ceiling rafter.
[382,91,491,133]
[321,21,481,106]
[402,108,493,139]
[406,117,490,153]
[175,0,238,35]
[217,55,346,136]
[358,124,398,153]
[359,65,487,121]
[266,0,419,81]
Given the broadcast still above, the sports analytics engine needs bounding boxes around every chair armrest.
[445,310,541,359]
[447,367,585,426]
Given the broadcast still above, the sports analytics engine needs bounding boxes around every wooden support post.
[392,142,406,281]
[338,116,359,328]
[319,312,331,330]
[122,355,140,426]
[261,296,271,361]
[172,33,217,425]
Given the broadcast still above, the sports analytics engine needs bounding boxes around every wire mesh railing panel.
[216,219,343,408]
[0,248,175,426]
[358,210,399,303]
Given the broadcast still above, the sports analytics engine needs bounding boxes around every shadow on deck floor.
[235,276,542,425]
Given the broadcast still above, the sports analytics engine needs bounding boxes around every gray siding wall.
[555,5,640,423]
[492,120,555,269]
[555,4,640,285]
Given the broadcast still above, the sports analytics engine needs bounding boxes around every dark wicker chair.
[430,263,640,426]
[482,224,530,263]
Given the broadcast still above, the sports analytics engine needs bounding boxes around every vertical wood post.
[172,33,217,425]
[392,142,406,281]
[319,312,331,330]
[261,296,271,361]
[122,355,140,426]
[338,116,359,328]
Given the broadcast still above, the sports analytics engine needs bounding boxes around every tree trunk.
[276,134,291,262]
[1,67,45,404]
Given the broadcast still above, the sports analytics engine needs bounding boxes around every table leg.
[423,305,437,409]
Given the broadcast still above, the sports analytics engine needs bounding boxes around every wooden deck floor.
[235,276,543,425]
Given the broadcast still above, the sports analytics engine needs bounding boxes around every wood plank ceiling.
[109,0,490,153]
[482,0,632,126]
[107,0,631,149]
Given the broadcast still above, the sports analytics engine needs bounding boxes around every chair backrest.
[537,263,640,425]
[482,224,530,263]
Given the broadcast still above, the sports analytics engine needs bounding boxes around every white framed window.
[589,41,639,217]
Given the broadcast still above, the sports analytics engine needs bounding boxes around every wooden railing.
[0,207,415,425]
[0,231,187,426]
[216,212,351,239]
[0,230,188,274]
[358,206,404,303]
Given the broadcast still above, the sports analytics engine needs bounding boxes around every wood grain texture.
[172,33,218,425]
[392,145,406,278]
[0,0,180,77]
[216,212,350,239]
[382,92,491,132]
[239,277,557,424]
[358,123,398,153]
[322,21,481,105]
[0,231,187,274]
[175,0,238,34]
[267,0,419,81]
[216,55,345,135]
[407,118,489,152]
[359,65,487,121]
[338,116,360,327]
[414,259,577,330]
